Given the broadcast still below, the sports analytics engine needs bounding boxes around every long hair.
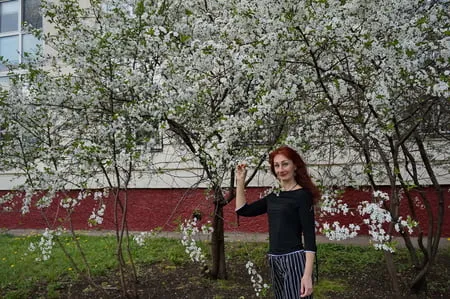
[269,146,321,204]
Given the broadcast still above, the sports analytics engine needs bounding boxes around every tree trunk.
[411,272,427,296]
[210,202,227,280]
[384,251,402,298]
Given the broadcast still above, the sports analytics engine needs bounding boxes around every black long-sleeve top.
[236,188,317,255]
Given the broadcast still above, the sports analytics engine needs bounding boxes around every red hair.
[269,146,321,204]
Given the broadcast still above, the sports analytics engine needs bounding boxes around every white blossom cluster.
[357,191,417,253]
[60,197,80,210]
[317,188,358,240]
[133,232,149,246]
[60,191,88,211]
[260,184,281,198]
[28,228,60,261]
[20,188,34,215]
[358,200,394,251]
[88,203,106,227]
[93,190,109,201]
[373,190,390,201]
[321,222,360,241]
[88,190,109,227]
[320,190,350,216]
[394,216,419,235]
[0,192,15,212]
[414,196,426,210]
[318,189,419,250]
[245,261,270,297]
[132,229,162,246]
[35,190,57,210]
[179,217,213,264]
[0,192,13,205]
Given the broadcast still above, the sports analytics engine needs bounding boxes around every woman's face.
[273,154,296,182]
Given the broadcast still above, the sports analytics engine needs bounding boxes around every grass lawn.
[0,232,449,298]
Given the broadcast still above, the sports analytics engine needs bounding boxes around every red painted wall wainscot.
[0,187,448,237]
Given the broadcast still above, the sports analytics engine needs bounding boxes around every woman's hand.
[235,162,247,183]
[235,162,248,210]
[300,275,313,297]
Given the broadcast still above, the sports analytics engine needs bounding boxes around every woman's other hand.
[235,162,247,183]
[300,275,313,297]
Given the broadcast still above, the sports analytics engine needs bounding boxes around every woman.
[235,145,320,299]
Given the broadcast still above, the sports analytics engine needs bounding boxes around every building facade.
[0,0,449,238]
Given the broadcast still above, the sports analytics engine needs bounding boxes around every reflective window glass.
[0,35,19,71]
[0,35,19,61]
[0,0,19,33]
[0,0,42,70]
[23,0,42,29]
[22,33,41,61]
[0,75,9,87]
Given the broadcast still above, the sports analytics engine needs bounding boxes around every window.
[0,74,9,86]
[417,96,450,137]
[135,120,164,152]
[0,0,42,71]
[424,98,450,136]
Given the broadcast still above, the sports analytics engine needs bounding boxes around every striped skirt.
[268,250,313,299]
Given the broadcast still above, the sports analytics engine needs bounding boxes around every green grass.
[312,243,385,297]
[0,233,448,298]
[316,243,384,273]
[0,233,189,299]
[314,279,347,298]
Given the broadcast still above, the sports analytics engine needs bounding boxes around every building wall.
[1,0,449,240]
[1,187,448,237]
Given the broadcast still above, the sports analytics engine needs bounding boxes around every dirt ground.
[29,249,450,299]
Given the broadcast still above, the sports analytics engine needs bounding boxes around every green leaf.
[202,45,214,55]
[179,34,191,43]
[416,16,427,26]
[405,49,415,57]
[135,0,145,17]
